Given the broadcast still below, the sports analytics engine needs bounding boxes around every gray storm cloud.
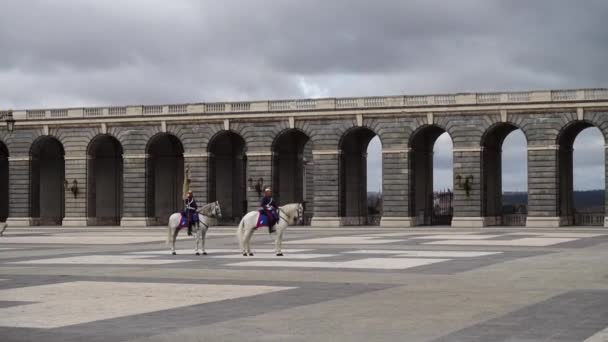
[1,0,606,191]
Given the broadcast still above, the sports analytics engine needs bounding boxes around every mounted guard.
[259,188,279,234]
[183,190,198,236]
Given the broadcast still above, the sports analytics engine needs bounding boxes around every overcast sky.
[1,0,606,192]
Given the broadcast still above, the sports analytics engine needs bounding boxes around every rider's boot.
[269,224,275,234]
[187,223,193,236]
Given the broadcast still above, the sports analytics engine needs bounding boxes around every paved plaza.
[1,227,608,341]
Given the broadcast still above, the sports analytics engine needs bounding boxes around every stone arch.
[556,120,605,225]
[408,124,452,225]
[87,134,123,225]
[145,133,184,225]
[480,122,528,225]
[0,140,7,221]
[30,136,65,225]
[207,130,247,224]
[338,126,380,225]
[271,129,313,221]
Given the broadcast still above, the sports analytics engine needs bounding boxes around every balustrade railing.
[13,88,608,121]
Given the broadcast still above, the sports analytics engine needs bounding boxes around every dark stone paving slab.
[432,290,608,342]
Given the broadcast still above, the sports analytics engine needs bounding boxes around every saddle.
[178,212,198,230]
[255,211,276,230]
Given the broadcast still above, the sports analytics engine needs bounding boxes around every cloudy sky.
[1,0,606,192]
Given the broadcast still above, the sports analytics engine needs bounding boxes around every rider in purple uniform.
[184,190,198,236]
[260,188,278,233]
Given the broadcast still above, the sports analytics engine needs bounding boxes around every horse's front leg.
[275,226,285,256]
[194,225,201,255]
[201,228,208,255]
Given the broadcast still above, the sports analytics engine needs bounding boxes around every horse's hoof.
[202,252,207,255]
[196,252,200,256]
[276,253,284,256]
[248,253,254,256]
[172,252,176,255]
[243,253,248,256]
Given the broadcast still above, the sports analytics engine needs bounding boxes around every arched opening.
[208,131,246,224]
[272,130,312,224]
[482,124,528,226]
[30,136,65,225]
[339,127,379,226]
[559,123,605,226]
[87,135,123,226]
[0,141,8,222]
[410,126,453,225]
[146,134,184,225]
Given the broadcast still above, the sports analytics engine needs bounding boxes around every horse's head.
[214,201,222,219]
[294,203,304,225]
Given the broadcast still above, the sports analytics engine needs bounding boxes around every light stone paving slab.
[6,255,188,265]
[0,281,295,328]
[128,248,312,255]
[424,237,579,247]
[284,236,402,244]
[507,232,608,238]
[0,236,168,244]
[226,257,450,270]
[411,234,503,240]
[344,250,502,258]
[210,253,335,259]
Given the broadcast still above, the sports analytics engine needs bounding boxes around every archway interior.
[482,124,527,225]
[146,134,183,225]
[339,127,377,225]
[208,132,246,224]
[410,126,450,225]
[87,136,123,225]
[272,130,312,221]
[0,142,7,221]
[566,125,605,225]
[30,137,65,225]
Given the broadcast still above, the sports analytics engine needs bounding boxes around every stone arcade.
[0,88,607,228]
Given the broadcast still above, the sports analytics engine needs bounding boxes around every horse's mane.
[279,203,300,216]
[199,202,214,216]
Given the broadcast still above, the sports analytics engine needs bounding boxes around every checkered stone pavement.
[1,227,608,341]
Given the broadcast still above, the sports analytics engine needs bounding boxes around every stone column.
[245,151,272,212]
[380,148,412,227]
[310,150,340,227]
[62,155,87,226]
[120,154,148,226]
[451,148,484,227]
[526,146,560,227]
[183,153,206,202]
[604,145,608,228]
[6,155,34,226]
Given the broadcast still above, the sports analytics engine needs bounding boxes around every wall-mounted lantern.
[456,174,474,197]
[2,109,15,133]
[65,179,79,198]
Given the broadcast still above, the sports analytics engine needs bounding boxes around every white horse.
[237,203,303,256]
[166,201,222,255]
[0,222,7,236]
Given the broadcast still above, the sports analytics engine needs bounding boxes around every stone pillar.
[310,150,340,227]
[605,146,608,228]
[380,148,412,227]
[62,155,87,226]
[6,155,34,226]
[526,146,560,227]
[451,148,484,227]
[120,154,147,226]
[245,151,272,212]
[184,153,206,202]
